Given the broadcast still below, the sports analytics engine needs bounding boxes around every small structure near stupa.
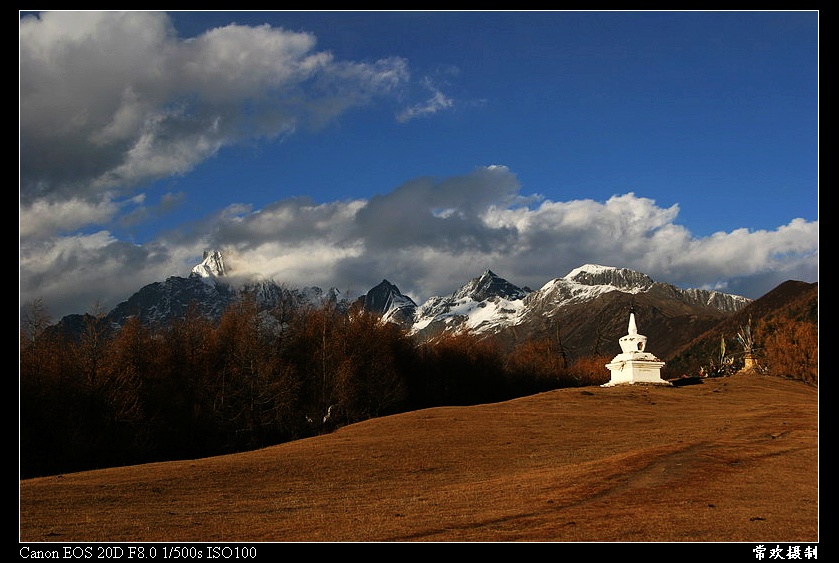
[603,307,670,387]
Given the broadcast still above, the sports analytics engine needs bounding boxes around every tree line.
[20,296,609,478]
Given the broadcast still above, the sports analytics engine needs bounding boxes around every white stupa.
[603,307,669,387]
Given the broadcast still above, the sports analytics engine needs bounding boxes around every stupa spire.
[628,304,638,335]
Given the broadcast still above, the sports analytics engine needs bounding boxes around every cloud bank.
[21,164,818,320]
[201,166,818,301]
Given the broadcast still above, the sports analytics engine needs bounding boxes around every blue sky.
[20,11,819,321]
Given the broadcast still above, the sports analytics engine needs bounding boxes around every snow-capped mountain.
[405,264,750,347]
[564,263,655,290]
[103,273,238,329]
[49,252,752,360]
[523,264,748,313]
[53,251,350,335]
[410,270,530,338]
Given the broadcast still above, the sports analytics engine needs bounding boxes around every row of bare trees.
[20,297,608,478]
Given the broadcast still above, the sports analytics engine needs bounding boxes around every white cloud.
[19,231,169,318]
[396,85,454,123]
[208,171,817,305]
[396,68,461,123]
[20,11,409,209]
[656,219,819,287]
[20,197,121,239]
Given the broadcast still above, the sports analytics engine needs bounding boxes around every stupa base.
[603,359,669,387]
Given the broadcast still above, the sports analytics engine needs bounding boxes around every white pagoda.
[603,307,669,387]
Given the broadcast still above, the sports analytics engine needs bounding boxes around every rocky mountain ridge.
[50,251,753,362]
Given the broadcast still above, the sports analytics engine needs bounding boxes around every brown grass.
[19,372,818,543]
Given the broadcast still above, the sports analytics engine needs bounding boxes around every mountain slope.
[500,289,735,365]
[666,280,818,376]
[407,264,751,362]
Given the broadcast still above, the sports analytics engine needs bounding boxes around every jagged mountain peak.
[373,279,398,291]
[409,270,530,337]
[452,269,528,302]
[364,280,417,314]
[191,250,226,280]
[361,279,417,328]
[407,263,752,347]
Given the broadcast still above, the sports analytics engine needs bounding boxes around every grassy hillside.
[20,372,818,543]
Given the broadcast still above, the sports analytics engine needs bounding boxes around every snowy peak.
[680,287,752,311]
[411,270,529,336]
[527,265,650,312]
[564,264,655,290]
[239,280,344,310]
[191,250,226,280]
[452,269,529,302]
[408,264,751,342]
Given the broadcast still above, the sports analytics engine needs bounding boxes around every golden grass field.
[19,372,818,543]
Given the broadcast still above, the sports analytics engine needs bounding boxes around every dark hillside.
[666,280,818,376]
[496,290,729,365]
